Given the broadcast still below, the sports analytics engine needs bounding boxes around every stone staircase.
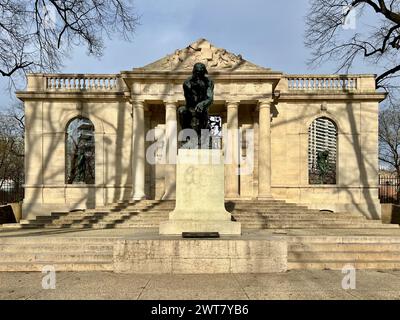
[12,199,399,230]
[0,237,114,271]
[288,236,400,270]
[1,199,400,272]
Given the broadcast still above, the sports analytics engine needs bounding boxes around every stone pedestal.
[159,149,241,235]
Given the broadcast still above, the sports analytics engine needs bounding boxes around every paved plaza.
[1,270,400,300]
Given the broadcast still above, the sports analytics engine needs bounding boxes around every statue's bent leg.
[178,106,192,130]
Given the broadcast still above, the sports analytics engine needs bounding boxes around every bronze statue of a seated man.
[178,63,214,148]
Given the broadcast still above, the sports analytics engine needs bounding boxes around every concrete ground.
[1,227,400,239]
[0,270,400,300]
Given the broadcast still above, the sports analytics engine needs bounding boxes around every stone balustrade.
[26,73,122,91]
[46,74,120,90]
[286,75,359,91]
[25,73,377,94]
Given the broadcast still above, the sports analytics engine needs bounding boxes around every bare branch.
[306,0,400,92]
[0,0,139,88]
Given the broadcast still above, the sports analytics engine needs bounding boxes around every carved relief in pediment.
[140,39,268,72]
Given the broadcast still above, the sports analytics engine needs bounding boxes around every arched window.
[65,117,95,184]
[308,117,337,184]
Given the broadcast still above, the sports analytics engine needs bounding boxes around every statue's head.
[192,63,208,80]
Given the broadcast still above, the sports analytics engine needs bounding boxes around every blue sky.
[0,0,378,109]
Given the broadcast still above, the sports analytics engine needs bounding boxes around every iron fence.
[0,181,24,205]
[379,176,400,204]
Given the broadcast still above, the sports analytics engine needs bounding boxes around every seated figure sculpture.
[178,62,214,148]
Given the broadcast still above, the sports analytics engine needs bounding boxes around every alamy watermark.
[342,5,357,30]
[41,265,56,290]
[145,124,255,176]
[341,264,356,290]
[41,5,57,30]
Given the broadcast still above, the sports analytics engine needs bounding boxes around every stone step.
[234,204,303,208]
[288,261,400,270]
[230,200,288,204]
[236,217,368,226]
[288,251,400,261]
[232,211,320,216]
[0,252,114,263]
[117,211,168,216]
[49,218,125,225]
[233,214,365,220]
[232,210,335,215]
[18,224,46,229]
[43,224,116,229]
[241,223,398,229]
[289,236,400,243]
[39,220,395,229]
[45,219,164,226]
[0,262,113,272]
[50,212,113,218]
[49,212,70,216]
[19,220,45,225]
[289,243,400,252]
[51,213,139,219]
[0,237,113,244]
[116,200,175,204]
[23,221,397,230]
[237,220,368,225]
[42,223,90,228]
[34,213,364,222]
[0,244,113,253]
[247,219,390,225]
[91,223,131,229]
[122,212,169,217]
[230,207,311,212]
[236,220,367,225]
[237,220,367,225]
[102,205,174,210]
[0,223,24,229]
[113,224,159,228]
[104,203,298,210]
[113,208,174,212]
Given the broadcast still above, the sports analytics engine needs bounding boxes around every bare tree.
[0,0,139,85]
[379,104,400,176]
[0,103,24,192]
[305,0,400,91]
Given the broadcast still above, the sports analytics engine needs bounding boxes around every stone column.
[163,101,178,200]
[225,101,240,198]
[258,99,273,199]
[132,100,146,200]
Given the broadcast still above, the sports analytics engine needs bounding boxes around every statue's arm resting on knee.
[195,80,214,113]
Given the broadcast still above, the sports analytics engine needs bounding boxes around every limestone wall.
[23,99,132,218]
[270,100,380,218]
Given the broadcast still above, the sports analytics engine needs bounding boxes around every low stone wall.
[0,205,17,224]
[114,237,287,274]
[381,204,400,224]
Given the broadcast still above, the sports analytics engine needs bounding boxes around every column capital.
[164,100,179,109]
[132,99,146,108]
[226,100,240,108]
[257,99,274,110]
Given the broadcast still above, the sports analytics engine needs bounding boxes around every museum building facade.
[16,39,385,220]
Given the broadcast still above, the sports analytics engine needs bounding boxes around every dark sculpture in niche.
[178,62,214,148]
[76,149,87,182]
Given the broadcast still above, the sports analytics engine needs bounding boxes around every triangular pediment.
[138,39,270,72]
